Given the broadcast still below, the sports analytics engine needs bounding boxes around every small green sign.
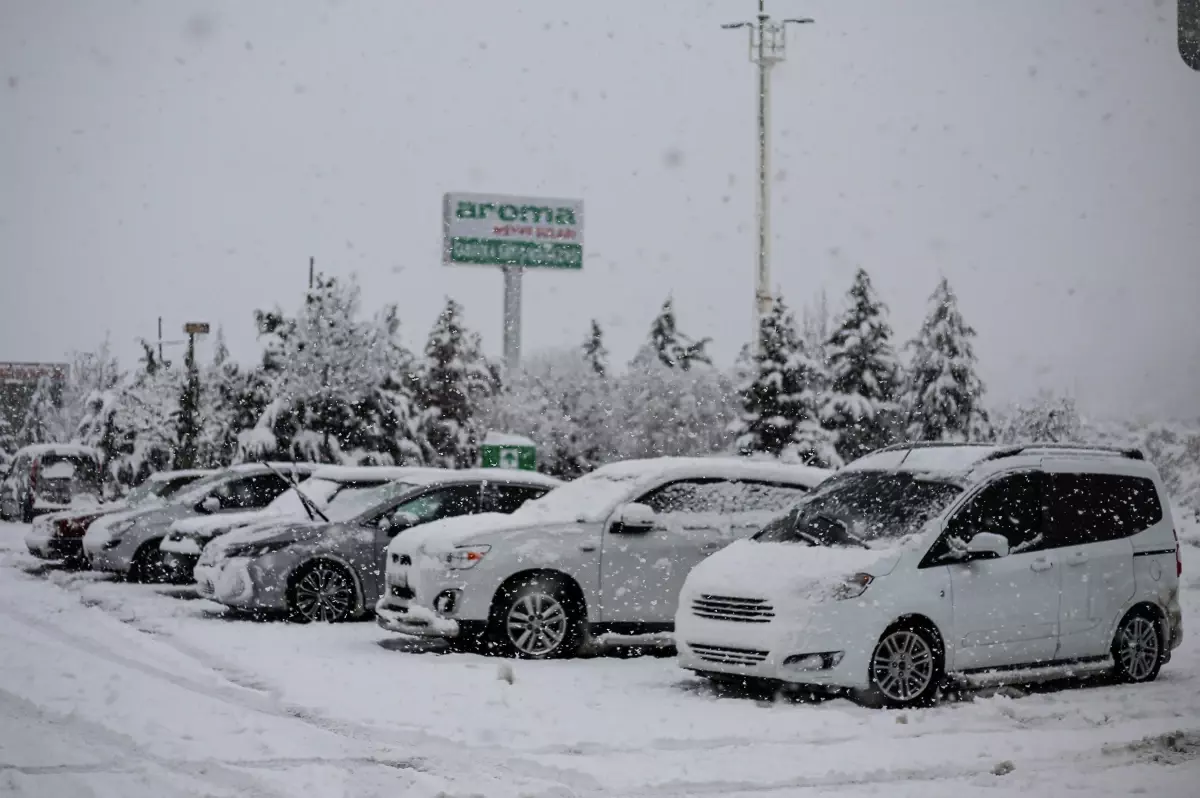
[449,238,582,269]
[480,432,537,471]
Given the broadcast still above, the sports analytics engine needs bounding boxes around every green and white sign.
[479,432,537,471]
[443,192,584,269]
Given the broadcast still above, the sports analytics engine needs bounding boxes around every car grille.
[692,595,775,623]
[688,643,769,666]
[390,585,414,600]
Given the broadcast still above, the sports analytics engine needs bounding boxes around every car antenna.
[263,460,329,523]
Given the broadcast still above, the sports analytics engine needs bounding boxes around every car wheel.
[130,539,171,584]
[488,576,583,660]
[288,561,358,624]
[21,495,34,524]
[863,621,945,709]
[1111,608,1165,684]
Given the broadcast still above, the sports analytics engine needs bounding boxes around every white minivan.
[675,443,1184,708]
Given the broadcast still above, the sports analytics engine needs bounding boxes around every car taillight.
[1174,528,1182,577]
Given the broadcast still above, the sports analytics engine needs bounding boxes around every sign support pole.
[502,265,523,370]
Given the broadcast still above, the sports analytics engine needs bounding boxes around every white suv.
[675,443,1184,708]
[376,457,830,658]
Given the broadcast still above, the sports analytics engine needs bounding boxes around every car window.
[938,471,1045,556]
[483,484,546,514]
[1044,473,1164,548]
[392,485,480,525]
[736,481,812,513]
[215,473,289,510]
[639,479,732,514]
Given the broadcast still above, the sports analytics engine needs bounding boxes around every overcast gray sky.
[2,0,1197,419]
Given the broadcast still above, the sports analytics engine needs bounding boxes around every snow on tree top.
[593,456,831,488]
[482,431,537,448]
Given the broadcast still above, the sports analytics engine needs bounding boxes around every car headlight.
[442,544,490,570]
[223,539,292,559]
[834,572,874,600]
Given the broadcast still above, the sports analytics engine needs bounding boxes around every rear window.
[40,454,100,487]
[1045,473,1164,547]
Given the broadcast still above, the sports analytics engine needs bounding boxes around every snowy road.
[1,520,1198,797]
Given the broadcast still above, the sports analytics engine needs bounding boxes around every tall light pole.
[722,3,813,354]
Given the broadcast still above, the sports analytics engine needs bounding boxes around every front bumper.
[194,557,290,611]
[82,534,139,574]
[675,605,875,691]
[375,597,461,638]
[24,526,83,560]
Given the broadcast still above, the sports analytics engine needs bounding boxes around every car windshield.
[169,471,231,506]
[265,478,343,517]
[515,469,643,523]
[329,481,417,522]
[124,480,167,507]
[753,470,963,546]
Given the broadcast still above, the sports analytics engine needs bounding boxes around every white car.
[376,457,830,658]
[675,443,1185,708]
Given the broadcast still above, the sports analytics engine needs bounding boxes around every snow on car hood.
[170,509,279,538]
[681,538,903,607]
[215,517,328,549]
[387,512,582,557]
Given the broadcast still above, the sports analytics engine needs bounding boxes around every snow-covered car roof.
[308,465,446,483]
[225,461,321,475]
[402,468,564,489]
[591,456,830,488]
[842,442,1149,481]
[147,468,219,482]
[13,443,100,460]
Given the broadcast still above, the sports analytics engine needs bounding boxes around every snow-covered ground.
[1,518,1198,797]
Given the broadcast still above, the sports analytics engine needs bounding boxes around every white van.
[675,443,1184,708]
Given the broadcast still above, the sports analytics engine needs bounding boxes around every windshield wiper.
[263,462,329,523]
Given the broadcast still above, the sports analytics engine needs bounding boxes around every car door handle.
[1030,557,1054,572]
[1066,551,1088,566]
[579,542,597,552]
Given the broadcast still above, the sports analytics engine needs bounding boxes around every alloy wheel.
[506,592,568,657]
[1117,616,1160,681]
[293,563,355,623]
[870,629,936,703]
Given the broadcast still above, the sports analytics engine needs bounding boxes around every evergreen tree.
[902,278,991,442]
[416,298,496,468]
[581,319,608,377]
[618,360,737,460]
[173,336,202,469]
[996,391,1081,444]
[823,268,902,461]
[636,297,712,371]
[18,375,58,447]
[730,297,841,467]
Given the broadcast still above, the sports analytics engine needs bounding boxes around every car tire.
[1111,607,1166,684]
[21,495,34,524]
[487,576,584,660]
[130,539,171,584]
[860,620,945,710]
[288,560,359,624]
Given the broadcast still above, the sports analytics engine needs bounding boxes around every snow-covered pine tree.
[172,336,202,469]
[822,268,902,461]
[902,277,991,443]
[800,288,832,368]
[348,303,422,466]
[238,274,421,465]
[416,298,497,468]
[729,297,841,466]
[581,319,608,377]
[636,297,713,371]
[17,376,59,447]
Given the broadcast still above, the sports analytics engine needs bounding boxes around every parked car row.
[12,442,1186,709]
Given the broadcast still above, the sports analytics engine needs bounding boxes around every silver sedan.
[194,469,563,623]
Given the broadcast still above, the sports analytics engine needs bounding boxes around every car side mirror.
[200,496,221,514]
[613,502,656,532]
[965,531,1009,560]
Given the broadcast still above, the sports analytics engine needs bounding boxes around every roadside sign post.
[479,432,537,471]
[182,322,210,370]
[442,192,584,370]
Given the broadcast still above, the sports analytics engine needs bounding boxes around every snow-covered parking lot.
[2,519,1198,798]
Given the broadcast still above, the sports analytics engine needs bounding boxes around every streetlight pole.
[722,3,813,354]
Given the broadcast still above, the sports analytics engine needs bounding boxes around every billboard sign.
[443,192,584,270]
